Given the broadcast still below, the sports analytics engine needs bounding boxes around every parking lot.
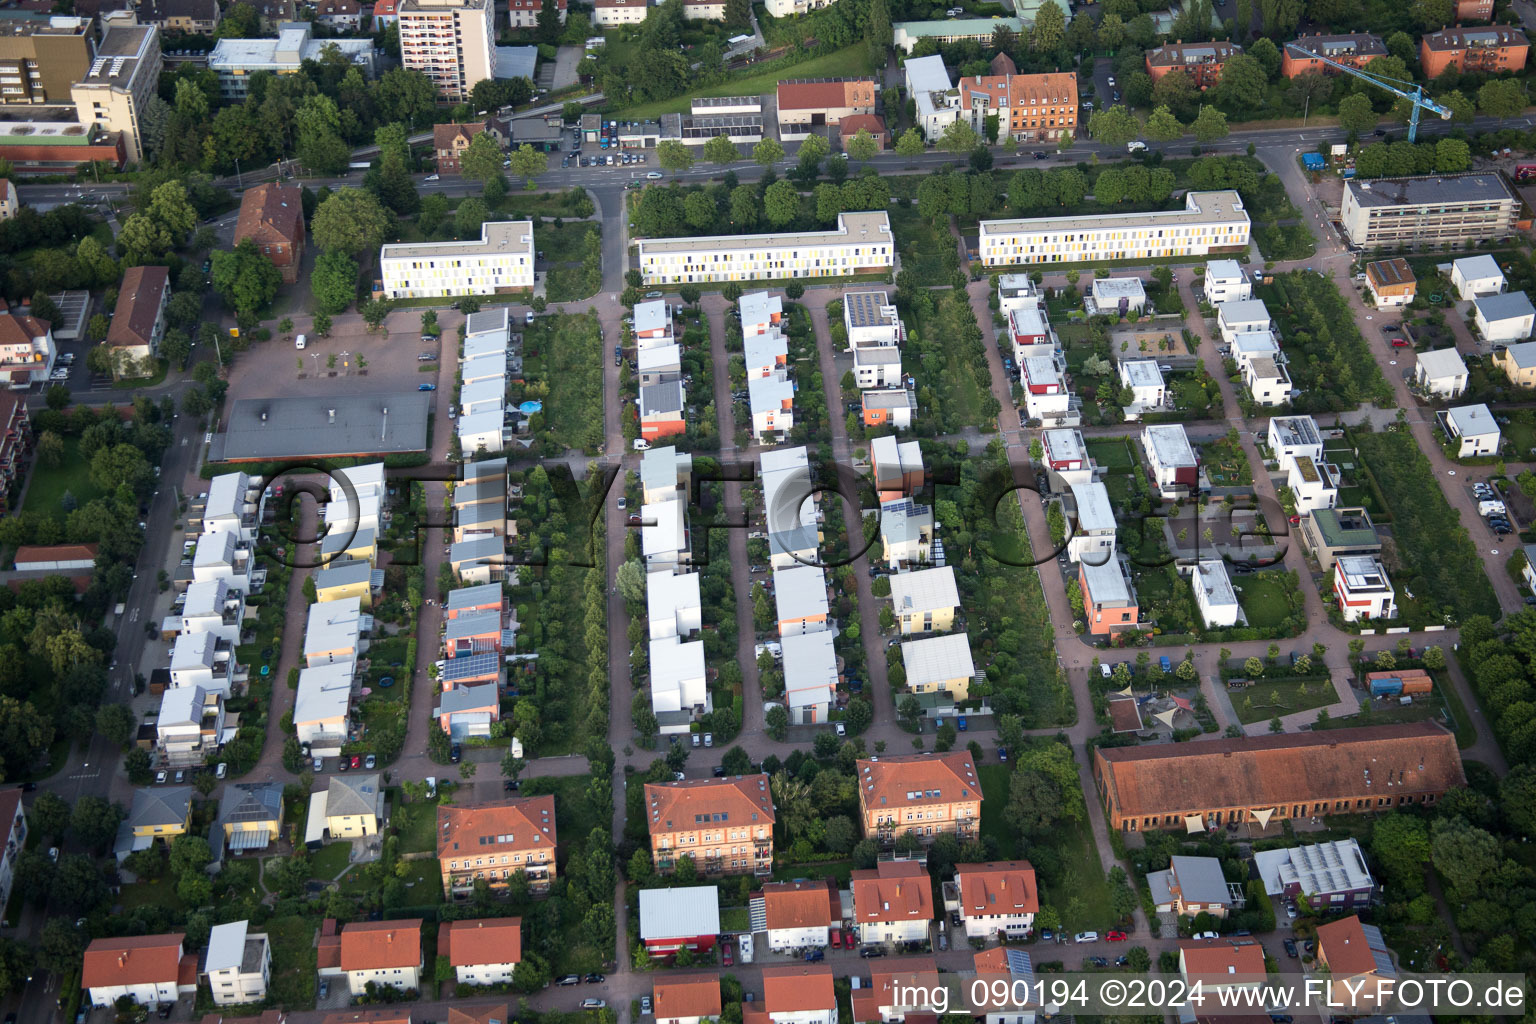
[221,315,454,408]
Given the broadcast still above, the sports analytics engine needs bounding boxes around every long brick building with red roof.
[437,795,557,896]
[644,774,775,877]
[855,751,980,843]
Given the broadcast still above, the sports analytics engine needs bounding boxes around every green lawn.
[307,840,354,880]
[21,436,104,519]
[397,858,444,905]
[522,773,605,840]
[117,874,185,914]
[1235,575,1295,631]
[720,906,750,932]
[1230,676,1338,725]
[614,45,872,119]
[522,312,603,453]
[265,915,318,1007]
[392,795,441,854]
[770,859,853,886]
[1085,437,1137,470]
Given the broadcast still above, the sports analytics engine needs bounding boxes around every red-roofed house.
[339,920,423,996]
[0,307,55,389]
[437,796,557,897]
[851,860,934,945]
[838,114,889,151]
[850,956,939,1024]
[105,265,170,377]
[949,861,1038,940]
[655,973,723,1024]
[777,79,877,135]
[437,917,521,986]
[370,0,398,27]
[756,878,838,951]
[234,183,306,284]
[83,934,193,1008]
[1316,915,1394,1008]
[1177,939,1266,996]
[744,965,836,1024]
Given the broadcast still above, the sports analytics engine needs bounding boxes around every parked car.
[957,716,968,731]
[580,1000,606,1010]
[418,383,436,391]
[1074,931,1099,944]
[155,770,167,783]
[1283,939,1299,957]
[1106,931,1127,941]
[859,946,886,958]
[558,975,582,986]
[215,762,227,779]
[585,973,605,984]
[830,929,842,949]
[1195,931,1219,940]
[313,757,324,772]
[1087,956,1109,967]
[450,744,462,763]
[712,765,725,777]
[641,996,653,1015]
[723,941,734,966]
[365,754,376,769]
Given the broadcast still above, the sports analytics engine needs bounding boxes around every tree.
[846,128,879,164]
[31,791,69,840]
[937,119,981,155]
[1337,93,1377,136]
[1430,816,1500,897]
[37,917,83,975]
[459,132,506,184]
[702,134,738,166]
[1433,137,1470,173]
[895,129,926,158]
[1143,105,1184,142]
[69,796,122,852]
[765,705,788,741]
[797,133,829,175]
[753,138,784,166]
[763,180,799,227]
[1413,0,1452,27]
[657,140,694,175]
[1478,78,1526,118]
[51,853,107,914]
[1371,813,1431,892]
[456,197,489,239]
[1030,0,1064,50]
[311,251,360,315]
[1216,54,1268,110]
[94,704,136,748]
[1152,70,1199,120]
[311,188,392,258]
[168,835,212,879]
[1244,656,1264,677]
[616,558,647,603]
[1191,105,1229,142]
[507,143,549,189]
[1088,106,1140,146]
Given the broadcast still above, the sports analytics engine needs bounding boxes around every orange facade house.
[1280,33,1387,77]
[856,751,981,844]
[1145,41,1242,88]
[1420,26,1529,77]
[437,795,557,898]
[958,71,1078,141]
[1093,721,1464,832]
[644,774,776,877]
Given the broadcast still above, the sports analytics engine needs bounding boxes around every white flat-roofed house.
[204,920,270,1006]
[862,388,917,430]
[202,472,257,543]
[774,565,829,636]
[294,662,353,756]
[1284,453,1340,513]
[1245,354,1294,407]
[462,330,509,361]
[1415,348,1469,399]
[843,290,904,348]
[740,291,784,336]
[749,373,795,441]
[457,409,505,455]
[156,685,226,768]
[1089,277,1146,316]
[193,531,253,594]
[906,54,963,140]
[888,566,960,635]
[642,446,693,504]
[642,500,690,573]
[1445,403,1501,457]
[1474,290,1535,343]
[743,329,788,378]
[871,435,924,502]
[648,570,702,641]
[902,632,975,701]
[1451,253,1505,301]
[1266,415,1323,463]
[1079,556,1138,635]
[853,344,902,389]
[636,212,895,285]
[650,634,710,726]
[1007,305,1054,364]
[169,631,234,697]
[1192,560,1239,628]
[1141,424,1200,499]
[1042,428,1096,488]
[770,522,821,571]
[1066,481,1116,566]
[761,446,817,546]
[1334,555,1396,621]
[1216,298,1271,345]
[1230,331,1280,373]
[1021,355,1068,423]
[379,220,533,298]
[638,343,683,387]
[978,190,1249,267]
[180,578,242,648]
[1118,359,1164,418]
[634,299,676,348]
[880,499,936,570]
[459,377,506,416]
[303,596,367,667]
[780,630,837,724]
[997,273,1044,316]
[1203,260,1250,304]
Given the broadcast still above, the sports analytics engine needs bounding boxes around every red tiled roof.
[437,795,556,860]
[850,956,938,1023]
[645,774,775,835]
[856,751,979,813]
[321,1013,413,1024]
[106,266,169,349]
[82,934,185,991]
[761,964,835,1014]
[776,78,875,112]
[448,1006,510,1024]
[838,114,886,139]
[234,182,304,250]
[955,860,1038,917]
[14,543,98,566]
[759,879,836,931]
[439,917,521,967]
[1316,915,1377,976]
[1180,939,1266,980]
[850,860,933,924]
[654,972,722,1019]
[338,920,422,972]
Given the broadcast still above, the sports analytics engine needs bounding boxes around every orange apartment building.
[1420,26,1529,77]
[957,71,1078,142]
[1455,0,1494,20]
[644,774,776,877]
[1079,557,1138,636]
[437,796,557,898]
[1280,33,1387,77]
[856,751,981,844]
[1093,721,1464,832]
[1145,40,1242,88]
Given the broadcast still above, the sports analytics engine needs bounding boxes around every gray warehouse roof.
[1346,173,1515,209]
[215,393,431,462]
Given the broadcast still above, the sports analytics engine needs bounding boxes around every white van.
[295,334,307,350]
[632,438,651,451]
[738,934,754,963]
[1479,500,1507,517]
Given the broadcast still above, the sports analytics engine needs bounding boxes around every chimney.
[328,409,336,423]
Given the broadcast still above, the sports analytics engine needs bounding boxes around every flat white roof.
[901,632,975,686]
[639,886,720,939]
[888,565,960,614]
[381,219,533,262]
[1448,403,1499,438]
[781,630,837,708]
[1205,259,1244,281]
[647,570,700,637]
[1144,424,1196,468]
[1092,277,1146,298]
[1043,428,1085,463]
[1417,347,1468,381]
[294,662,353,724]
[637,211,892,256]
[1195,559,1238,609]
[904,52,953,94]
[1453,253,1502,281]
[743,330,788,370]
[1218,298,1270,325]
[749,373,795,414]
[1337,555,1391,591]
[981,190,1246,236]
[650,634,706,690]
[774,565,828,620]
[638,343,682,372]
[634,299,670,335]
[642,501,686,558]
[1070,480,1115,533]
[205,920,250,974]
[739,290,783,327]
[1120,359,1163,389]
[1081,557,1132,605]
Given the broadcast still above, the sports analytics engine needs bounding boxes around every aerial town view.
[3,0,1536,1018]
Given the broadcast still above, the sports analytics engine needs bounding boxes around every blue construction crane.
[1288,44,1453,143]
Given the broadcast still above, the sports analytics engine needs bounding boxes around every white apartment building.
[169,631,234,697]
[634,299,676,348]
[1284,452,1340,513]
[180,578,243,648]
[1334,555,1396,622]
[294,663,352,755]
[647,569,702,641]
[642,445,693,504]
[1266,415,1323,463]
[740,291,783,336]
[843,290,904,348]
[1142,424,1200,499]
[1451,254,1505,301]
[204,921,270,1006]
[378,220,533,299]
[978,190,1249,267]
[997,273,1044,316]
[1067,480,1115,565]
[650,634,709,723]
[1203,259,1250,305]
[635,211,894,285]
[853,344,902,389]
[1192,559,1239,628]
[1089,277,1147,316]
[592,0,648,25]
[952,861,1038,940]
[1042,427,1095,488]
[1216,298,1272,346]
[749,373,795,441]
[156,685,226,768]
[1244,354,1294,407]
[780,629,837,725]
[1006,304,1055,364]
[743,328,788,378]
[202,472,257,544]
[905,54,963,140]
[1118,359,1164,417]
[1445,403,1501,457]
[1415,348,1469,399]
[192,531,253,595]
[507,0,565,28]
[71,20,162,165]
[774,565,829,636]
[642,500,689,572]
[398,0,496,101]
[1021,355,1068,423]
[208,24,374,99]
